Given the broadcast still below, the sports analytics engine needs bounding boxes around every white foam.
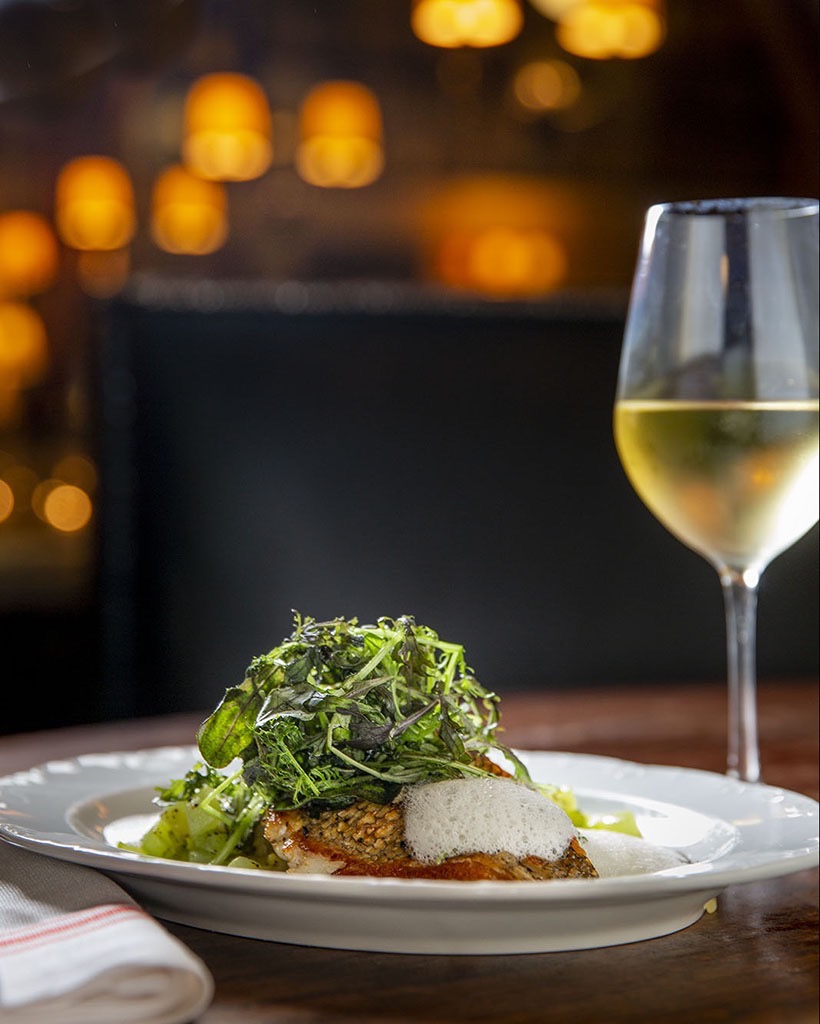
[579,829,687,877]
[402,777,576,863]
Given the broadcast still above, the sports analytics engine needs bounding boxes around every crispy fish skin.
[262,798,598,880]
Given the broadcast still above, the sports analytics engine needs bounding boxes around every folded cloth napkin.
[0,839,213,1023]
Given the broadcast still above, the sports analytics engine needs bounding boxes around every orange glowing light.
[0,301,48,388]
[42,482,93,533]
[468,226,567,295]
[0,211,59,298]
[512,59,581,112]
[437,226,567,297]
[296,81,384,188]
[183,72,273,182]
[412,0,523,48]
[0,478,13,523]
[151,165,228,255]
[556,0,665,60]
[422,175,571,297]
[55,156,137,251]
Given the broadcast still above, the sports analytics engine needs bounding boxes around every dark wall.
[95,284,818,719]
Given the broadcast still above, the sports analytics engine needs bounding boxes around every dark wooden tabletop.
[1,679,817,1024]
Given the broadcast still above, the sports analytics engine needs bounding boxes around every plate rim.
[0,745,817,905]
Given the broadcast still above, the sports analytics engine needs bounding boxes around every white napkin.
[0,839,213,1023]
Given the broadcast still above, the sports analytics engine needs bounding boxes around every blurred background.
[0,0,818,733]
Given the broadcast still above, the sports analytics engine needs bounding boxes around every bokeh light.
[296,81,384,189]
[55,156,137,251]
[40,482,93,533]
[412,0,524,48]
[556,0,665,60]
[183,72,274,182]
[151,164,228,255]
[0,478,13,524]
[0,301,48,388]
[422,174,573,297]
[512,59,582,113]
[0,211,59,298]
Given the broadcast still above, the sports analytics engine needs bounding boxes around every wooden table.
[1,680,817,1023]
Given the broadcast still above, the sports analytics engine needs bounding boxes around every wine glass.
[614,197,819,783]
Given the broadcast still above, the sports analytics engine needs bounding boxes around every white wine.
[614,399,819,572]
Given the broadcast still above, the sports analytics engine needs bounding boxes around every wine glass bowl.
[614,198,819,783]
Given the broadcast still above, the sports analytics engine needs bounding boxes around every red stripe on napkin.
[0,903,140,952]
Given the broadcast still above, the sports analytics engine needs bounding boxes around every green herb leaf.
[195,613,528,811]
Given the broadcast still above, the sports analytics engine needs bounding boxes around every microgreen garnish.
[196,613,528,811]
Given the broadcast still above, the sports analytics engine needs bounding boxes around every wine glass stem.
[720,568,761,783]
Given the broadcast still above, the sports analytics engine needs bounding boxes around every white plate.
[0,747,817,955]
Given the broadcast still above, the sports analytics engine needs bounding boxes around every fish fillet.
[262,796,597,880]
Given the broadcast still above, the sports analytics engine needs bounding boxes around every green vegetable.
[547,786,642,837]
[120,762,273,866]
[197,612,529,809]
[127,612,641,866]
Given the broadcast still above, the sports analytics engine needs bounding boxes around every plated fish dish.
[126,614,645,879]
